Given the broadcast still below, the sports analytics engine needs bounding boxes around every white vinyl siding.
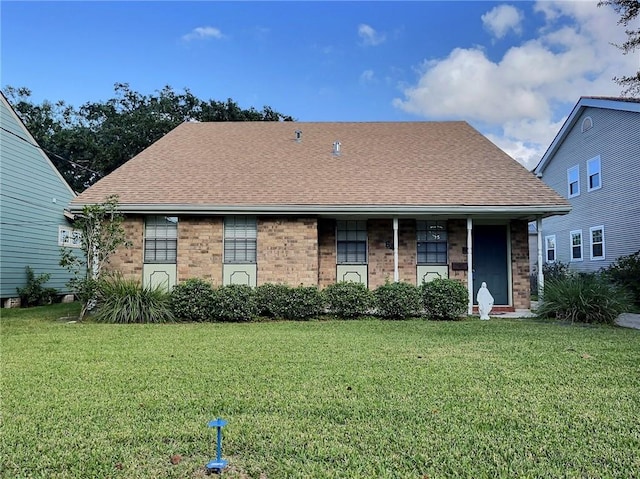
[224,216,257,264]
[590,226,605,260]
[567,165,580,198]
[545,235,556,263]
[587,156,602,192]
[570,230,583,261]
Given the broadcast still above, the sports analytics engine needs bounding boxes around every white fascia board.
[69,203,571,218]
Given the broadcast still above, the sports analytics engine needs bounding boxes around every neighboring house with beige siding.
[534,97,640,274]
[70,121,570,313]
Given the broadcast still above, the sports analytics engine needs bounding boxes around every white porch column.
[467,217,473,315]
[393,217,399,282]
[536,216,544,297]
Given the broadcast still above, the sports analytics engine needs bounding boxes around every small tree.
[60,195,129,320]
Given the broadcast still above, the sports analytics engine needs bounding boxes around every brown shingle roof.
[72,121,569,215]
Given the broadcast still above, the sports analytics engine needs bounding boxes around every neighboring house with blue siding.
[0,92,79,304]
[533,97,640,273]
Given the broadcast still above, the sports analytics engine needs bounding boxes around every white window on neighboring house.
[545,235,556,263]
[224,216,257,264]
[590,226,605,260]
[567,165,580,198]
[58,225,82,248]
[570,230,583,261]
[587,156,602,191]
[337,220,367,264]
[144,216,178,263]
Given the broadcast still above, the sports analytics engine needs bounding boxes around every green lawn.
[1,303,639,479]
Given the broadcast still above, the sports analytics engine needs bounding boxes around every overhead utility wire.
[0,126,103,177]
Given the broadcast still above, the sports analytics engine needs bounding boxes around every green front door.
[473,225,508,305]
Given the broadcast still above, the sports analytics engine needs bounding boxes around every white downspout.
[393,217,399,282]
[536,217,544,298]
[467,217,473,315]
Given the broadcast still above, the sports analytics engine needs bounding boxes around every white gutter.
[393,217,399,282]
[68,203,572,217]
[467,217,473,316]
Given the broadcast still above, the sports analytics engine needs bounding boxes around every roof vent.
[295,129,302,142]
[333,140,341,156]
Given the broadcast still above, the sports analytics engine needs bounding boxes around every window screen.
[224,216,257,263]
[337,220,367,264]
[417,220,448,264]
[144,216,178,263]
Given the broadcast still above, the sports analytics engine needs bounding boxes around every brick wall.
[318,218,336,288]
[257,217,318,286]
[368,219,417,288]
[510,220,530,309]
[106,216,144,280]
[177,217,223,285]
[448,219,468,284]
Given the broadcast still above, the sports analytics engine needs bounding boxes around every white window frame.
[545,235,556,263]
[417,220,448,265]
[590,225,605,261]
[587,155,602,192]
[58,225,82,248]
[569,230,583,262]
[581,116,593,133]
[567,165,580,198]
[224,216,257,264]
[144,216,178,264]
[336,220,367,264]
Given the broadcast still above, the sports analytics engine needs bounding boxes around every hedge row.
[171,278,468,322]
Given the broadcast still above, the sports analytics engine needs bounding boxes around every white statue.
[477,282,494,320]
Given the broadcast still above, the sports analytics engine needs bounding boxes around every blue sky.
[1,1,636,169]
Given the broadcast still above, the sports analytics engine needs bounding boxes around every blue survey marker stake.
[206,418,228,473]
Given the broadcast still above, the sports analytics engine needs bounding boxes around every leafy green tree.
[3,83,294,191]
[599,0,640,96]
[60,195,129,320]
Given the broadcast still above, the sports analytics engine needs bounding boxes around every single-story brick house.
[70,121,570,313]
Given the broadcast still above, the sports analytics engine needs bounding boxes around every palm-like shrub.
[94,275,174,324]
[171,278,215,321]
[422,278,468,320]
[537,273,632,324]
[211,284,257,322]
[374,281,422,319]
[323,281,375,319]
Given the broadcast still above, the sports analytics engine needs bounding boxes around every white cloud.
[182,26,224,42]
[358,24,386,46]
[360,69,376,84]
[393,0,635,169]
[482,5,523,39]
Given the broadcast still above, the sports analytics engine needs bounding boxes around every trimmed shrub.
[537,273,632,324]
[211,284,257,322]
[323,281,375,319]
[602,250,640,308]
[422,278,468,320]
[254,283,291,318]
[94,275,174,323]
[374,281,422,319]
[171,278,215,321]
[17,266,58,307]
[277,285,324,320]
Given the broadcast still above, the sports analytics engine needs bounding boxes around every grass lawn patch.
[2,303,639,478]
